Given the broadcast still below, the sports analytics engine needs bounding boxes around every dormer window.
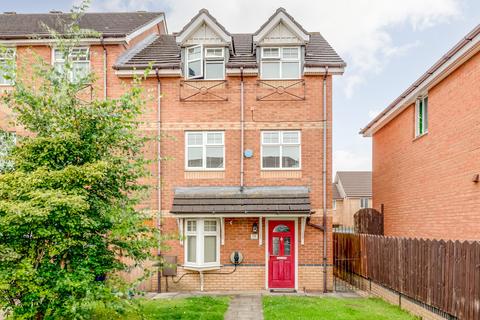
[261,47,301,80]
[186,45,225,80]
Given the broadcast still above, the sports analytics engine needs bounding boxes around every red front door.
[268,220,295,289]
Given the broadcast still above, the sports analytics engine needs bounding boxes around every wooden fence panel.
[333,232,480,320]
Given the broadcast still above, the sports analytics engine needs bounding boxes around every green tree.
[0,3,160,319]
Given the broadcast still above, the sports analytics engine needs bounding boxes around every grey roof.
[116,34,181,69]
[336,171,372,198]
[114,8,345,70]
[332,183,342,200]
[361,24,480,135]
[0,12,164,39]
[171,186,311,214]
[305,33,345,67]
[228,33,256,68]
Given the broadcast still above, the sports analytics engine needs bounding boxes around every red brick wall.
[0,30,336,290]
[372,51,480,240]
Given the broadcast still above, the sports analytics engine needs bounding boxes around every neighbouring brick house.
[332,171,372,229]
[360,24,480,241]
[0,8,346,292]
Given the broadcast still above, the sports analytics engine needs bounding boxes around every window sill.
[413,131,428,141]
[184,171,225,180]
[261,168,301,171]
[259,78,302,81]
[184,168,225,172]
[261,170,302,179]
[182,264,221,272]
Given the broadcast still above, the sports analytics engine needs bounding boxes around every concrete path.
[224,294,263,320]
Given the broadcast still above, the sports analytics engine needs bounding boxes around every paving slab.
[225,294,263,320]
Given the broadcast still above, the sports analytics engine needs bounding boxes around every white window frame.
[415,95,428,137]
[360,198,369,209]
[333,200,337,210]
[260,47,301,80]
[185,46,225,80]
[261,131,301,170]
[185,44,204,80]
[185,131,225,171]
[184,218,221,268]
[52,47,90,83]
[0,48,16,86]
[0,131,16,171]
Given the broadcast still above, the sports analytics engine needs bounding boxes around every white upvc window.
[53,47,90,82]
[185,219,220,268]
[261,47,301,80]
[185,45,225,80]
[360,198,369,209]
[0,131,16,172]
[185,131,225,170]
[0,48,15,86]
[333,200,337,210]
[415,95,428,137]
[261,131,301,170]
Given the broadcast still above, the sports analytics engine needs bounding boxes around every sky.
[1,0,479,175]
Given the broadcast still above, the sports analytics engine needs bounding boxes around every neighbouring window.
[53,47,90,82]
[185,131,224,170]
[185,45,225,80]
[333,200,337,210]
[0,48,15,86]
[360,198,369,209]
[261,47,301,80]
[415,95,428,137]
[185,219,220,267]
[0,131,16,172]
[261,131,301,169]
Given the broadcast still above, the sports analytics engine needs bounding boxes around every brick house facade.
[361,25,480,241]
[0,8,345,292]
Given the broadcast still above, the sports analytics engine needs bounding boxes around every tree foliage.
[0,2,160,319]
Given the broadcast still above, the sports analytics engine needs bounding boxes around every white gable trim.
[176,12,231,45]
[125,14,166,44]
[362,29,480,137]
[253,11,309,45]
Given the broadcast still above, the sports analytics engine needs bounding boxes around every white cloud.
[333,149,371,174]
[89,0,460,98]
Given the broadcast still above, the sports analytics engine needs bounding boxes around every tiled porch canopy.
[171,186,311,216]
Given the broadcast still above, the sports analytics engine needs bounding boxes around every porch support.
[259,217,263,246]
[177,218,184,245]
[301,217,306,245]
[220,217,225,245]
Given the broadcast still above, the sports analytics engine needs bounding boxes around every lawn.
[91,296,230,320]
[263,296,418,320]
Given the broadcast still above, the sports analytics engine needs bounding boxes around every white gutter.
[304,66,345,75]
[0,37,126,46]
[115,69,181,77]
[125,14,165,44]
[362,27,480,137]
